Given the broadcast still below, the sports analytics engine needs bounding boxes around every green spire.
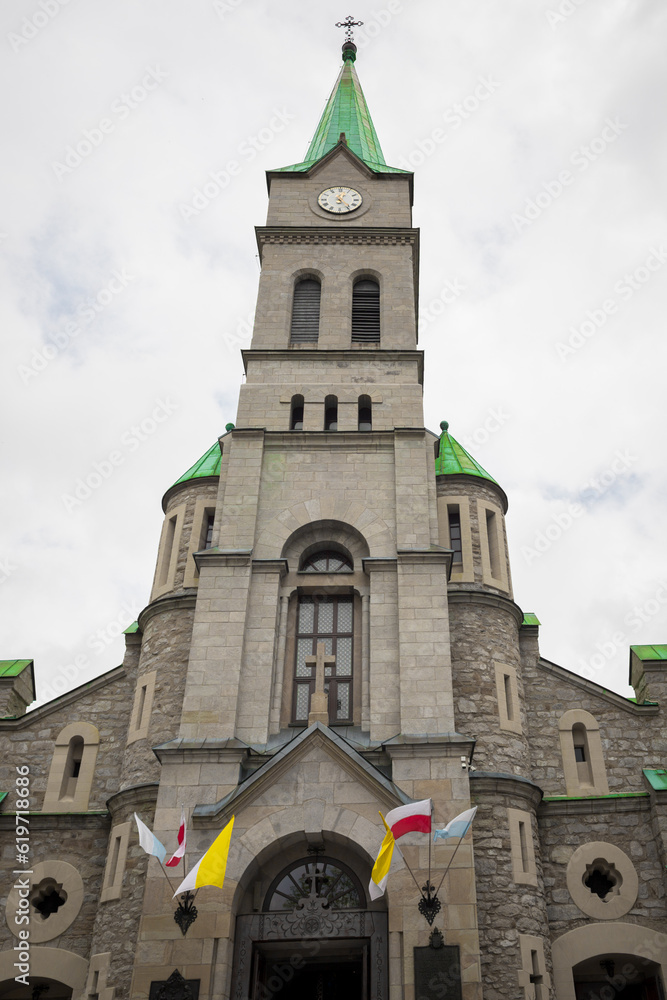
[271,44,409,175]
[435,421,498,484]
[172,441,222,487]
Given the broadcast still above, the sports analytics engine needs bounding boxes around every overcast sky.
[2,0,666,707]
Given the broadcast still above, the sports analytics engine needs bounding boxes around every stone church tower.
[2,37,667,1000]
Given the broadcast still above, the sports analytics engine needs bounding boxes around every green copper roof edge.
[643,768,667,791]
[434,430,497,484]
[0,660,33,678]
[172,441,222,488]
[630,644,667,661]
[521,613,541,627]
[123,621,139,635]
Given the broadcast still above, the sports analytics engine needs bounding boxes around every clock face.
[318,186,363,214]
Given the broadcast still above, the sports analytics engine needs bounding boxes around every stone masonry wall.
[471,776,554,1000]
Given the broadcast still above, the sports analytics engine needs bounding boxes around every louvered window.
[351,279,380,343]
[290,278,321,343]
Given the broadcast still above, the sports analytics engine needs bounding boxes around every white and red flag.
[384,799,432,840]
[165,806,187,867]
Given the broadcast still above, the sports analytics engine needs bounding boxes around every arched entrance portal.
[573,955,664,1000]
[0,979,73,999]
[231,853,388,1000]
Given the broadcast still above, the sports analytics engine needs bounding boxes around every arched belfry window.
[290,277,321,343]
[264,856,366,911]
[290,394,304,430]
[358,395,372,431]
[324,395,338,431]
[351,278,380,343]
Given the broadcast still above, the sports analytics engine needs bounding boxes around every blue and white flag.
[134,813,167,863]
[433,806,477,842]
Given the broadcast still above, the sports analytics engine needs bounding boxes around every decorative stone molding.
[558,708,609,796]
[43,721,100,812]
[100,821,131,902]
[566,840,638,919]
[507,808,537,886]
[85,952,115,1000]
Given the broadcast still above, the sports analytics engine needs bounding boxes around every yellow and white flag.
[368,815,396,901]
[173,816,234,897]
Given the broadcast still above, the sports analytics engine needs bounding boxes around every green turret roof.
[272,43,409,175]
[434,421,497,484]
[172,441,222,487]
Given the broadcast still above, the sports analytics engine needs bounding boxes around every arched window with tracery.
[264,855,366,911]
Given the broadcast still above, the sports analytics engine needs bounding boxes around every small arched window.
[358,395,372,431]
[60,737,84,800]
[43,722,100,812]
[324,395,338,431]
[352,278,380,343]
[290,278,321,343]
[290,394,304,430]
[558,710,609,795]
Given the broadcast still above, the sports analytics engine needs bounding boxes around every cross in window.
[306,642,336,725]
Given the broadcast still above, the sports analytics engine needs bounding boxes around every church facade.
[2,38,667,1000]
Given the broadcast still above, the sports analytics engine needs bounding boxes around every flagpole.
[428,804,432,891]
[393,840,423,895]
[434,833,466,896]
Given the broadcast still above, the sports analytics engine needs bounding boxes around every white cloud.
[1,0,665,704]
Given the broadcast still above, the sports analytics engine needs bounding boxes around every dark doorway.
[254,948,364,1000]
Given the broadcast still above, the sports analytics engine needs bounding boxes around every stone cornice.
[106,781,160,819]
[161,475,219,513]
[470,771,544,810]
[0,811,109,831]
[435,472,508,513]
[539,792,650,818]
[137,593,197,631]
[447,588,524,626]
[382,733,476,759]
[193,549,253,570]
[256,226,419,259]
[251,558,289,577]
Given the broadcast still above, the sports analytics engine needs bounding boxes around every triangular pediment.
[194,722,411,824]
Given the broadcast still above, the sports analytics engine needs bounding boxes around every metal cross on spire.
[335,15,364,43]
